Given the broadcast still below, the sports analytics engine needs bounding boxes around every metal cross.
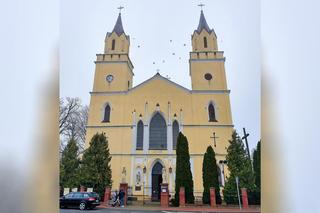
[117,6,124,13]
[198,3,205,10]
[242,128,251,159]
[210,132,219,147]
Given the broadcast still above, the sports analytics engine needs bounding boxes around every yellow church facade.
[85,10,234,200]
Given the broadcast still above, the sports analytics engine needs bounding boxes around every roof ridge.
[129,73,190,93]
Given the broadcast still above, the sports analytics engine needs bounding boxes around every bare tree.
[59,97,88,154]
[59,97,81,134]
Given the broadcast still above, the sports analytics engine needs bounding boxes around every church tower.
[190,10,228,91]
[92,12,134,92]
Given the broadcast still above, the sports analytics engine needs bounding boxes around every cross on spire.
[210,132,219,147]
[117,6,124,13]
[198,3,205,10]
[242,128,251,159]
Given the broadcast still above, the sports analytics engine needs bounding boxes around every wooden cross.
[210,132,219,147]
[118,6,124,13]
[242,128,251,159]
[198,3,205,10]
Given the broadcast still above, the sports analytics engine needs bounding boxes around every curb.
[97,205,261,212]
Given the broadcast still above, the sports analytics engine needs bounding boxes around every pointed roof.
[195,10,215,35]
[112,13,125,36]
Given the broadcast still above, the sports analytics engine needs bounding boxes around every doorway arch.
[151,162,163,201]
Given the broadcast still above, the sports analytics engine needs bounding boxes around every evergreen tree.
[79,132,112,197]
[223,131,255,204]
[60,138,80,188]
[250,140,261,204]
[202,146,222,204]
[252,140,261,189]
[174,132,195,205]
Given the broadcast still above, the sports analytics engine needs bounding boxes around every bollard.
[210,187,216,208]
[179,187,185,207]
[160,183,169,207]
[241,188,249,208]
[104,186,111,206]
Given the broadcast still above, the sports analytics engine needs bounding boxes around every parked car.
[60,192,100,210]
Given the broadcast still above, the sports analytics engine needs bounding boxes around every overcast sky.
[60,0,260,151]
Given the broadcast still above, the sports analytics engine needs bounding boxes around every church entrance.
[151,162,163,201]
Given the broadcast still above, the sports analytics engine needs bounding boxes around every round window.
[204,73,212,80]
[106,75,114,83]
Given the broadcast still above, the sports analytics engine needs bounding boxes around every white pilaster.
[131,110,137,152]
[143,102,149,153]
[220,163,225,186]
[179,109,184,132]
[167,102,173,153]
[130,156,135,186]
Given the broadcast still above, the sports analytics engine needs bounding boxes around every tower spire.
[112,8,125,36]
[196,9,213,34]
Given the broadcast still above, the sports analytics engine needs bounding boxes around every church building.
[85,9,234,201]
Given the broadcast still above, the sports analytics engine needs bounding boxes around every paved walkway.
[97,204,261,213]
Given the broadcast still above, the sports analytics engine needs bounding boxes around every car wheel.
[79,202,86,210]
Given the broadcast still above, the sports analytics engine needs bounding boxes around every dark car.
[60,192,100,210]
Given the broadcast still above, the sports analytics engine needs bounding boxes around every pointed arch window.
[111,39,116,50]
[204,37,208,48]
[172,120,179,150]
[208,103,217,122]
[103,104,111,122]
[136,120,144,150]
[149,112,167,150]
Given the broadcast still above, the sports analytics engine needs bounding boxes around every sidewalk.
[97,204,261,212]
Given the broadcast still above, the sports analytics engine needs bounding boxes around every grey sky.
[60,0,260,151]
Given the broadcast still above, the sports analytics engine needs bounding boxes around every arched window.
[208,103,217,122]
[172,120,179,150]
[103,104,111,122]
[136,120,144,150]
[111,39,116,50]
[149,112,167,150]
[204,37,208,48]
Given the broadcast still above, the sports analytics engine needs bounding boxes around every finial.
[198,3,205,10]
[117,6,124,13]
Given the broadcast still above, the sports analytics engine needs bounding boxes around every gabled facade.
[85,10,234,200]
